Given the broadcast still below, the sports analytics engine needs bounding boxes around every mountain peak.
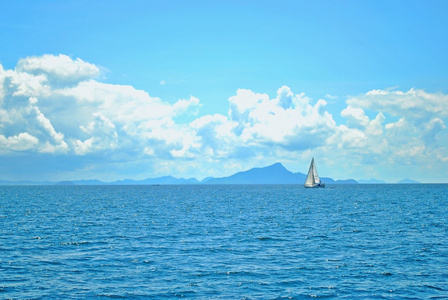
[266,162,286,170]
[397,178,420,184]
[205,162,296,184]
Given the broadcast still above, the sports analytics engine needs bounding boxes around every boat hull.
[304,183,325,188]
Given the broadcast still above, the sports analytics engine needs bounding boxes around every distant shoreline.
[0,163,428,186]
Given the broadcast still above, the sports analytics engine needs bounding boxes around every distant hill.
[72,179,105,185]
[318,177,357,184]
[397,178,420,184]
[335,179,359,184]
[200,177,215,183]
[0,180,54,185]
[203,162,357,185]
[359,178,387,184]
[0,163,358,185]
[204,163,305,184]
[72,176,199,185]
[113,176,199,185]
[56,181,75,186]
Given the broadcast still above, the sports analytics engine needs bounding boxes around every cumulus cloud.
[75,112,118,155]
[0,54,201,160]
[225,86,336,150]
[1,54,448,182]
[348,88,448,121]
[16,54,100,87]
[1,55,338,166]
[341,106,385,135]
[185,85,339,171]
[0,132,39,153]
[0,91,68,154]
[422,118,446,145]
[342,88,448,167]
[329,88,448,175]
[347,88,448,148]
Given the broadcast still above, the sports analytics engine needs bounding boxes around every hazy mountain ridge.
[397,178,420,184]
[0,163,422,185]
[359,178,387,184]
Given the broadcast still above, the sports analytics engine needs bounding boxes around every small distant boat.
[304,158,325,188]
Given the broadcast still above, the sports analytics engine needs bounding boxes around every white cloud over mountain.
[1,54,447,182]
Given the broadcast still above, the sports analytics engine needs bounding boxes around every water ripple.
[1,184,447,299]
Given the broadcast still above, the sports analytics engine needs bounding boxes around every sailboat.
[304,158,325,188]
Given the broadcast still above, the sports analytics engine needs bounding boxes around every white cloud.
[226,86,336,151]
[422,118,446,144]
[75,112,118,155]
[344,88,448,144]
[348,88,448,121]
[3,55,340,169]
[341,106,370,128]
[0,55,202,161]
[53,80,200,130]
[0,90,68,154]
[191,114,237,158]
[341,106,385,136]
[1,54,448,182]
[325,88,448,180]
[16,54,100,86]
[8,70,50,98]
[0,132,39,153]
[173,96,200,115]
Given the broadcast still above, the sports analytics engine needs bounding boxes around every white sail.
[304,158,325,188]
[312,159,320,184]
[304,158,316,187]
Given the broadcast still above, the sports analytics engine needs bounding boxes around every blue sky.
[1,0,448,182]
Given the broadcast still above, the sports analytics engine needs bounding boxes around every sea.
[1,184,447,299]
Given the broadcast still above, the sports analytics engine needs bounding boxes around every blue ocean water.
[1,184,447,299]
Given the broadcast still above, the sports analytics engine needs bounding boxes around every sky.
[1,0,448,183]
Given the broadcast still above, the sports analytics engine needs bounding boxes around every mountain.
[71,176,199,185]
[200,177,215,183]
[0,163,357,185]
[56,181,75,185]
[320,177,335,184]
[113,176,199,185]
[202,162,357,185]
[359,178,387,184]
[397,178,420,184]
[335,179,359,184]
[204,163,305,184]
[0,180,54,185]
[72,179,105,185]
